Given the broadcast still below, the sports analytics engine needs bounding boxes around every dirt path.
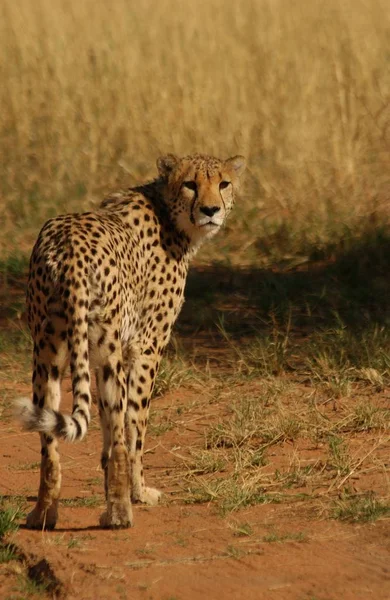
[1,385,389,600]
[10,505,390,600]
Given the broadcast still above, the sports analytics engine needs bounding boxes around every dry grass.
[175,377,390,518]
[0,0,389,262]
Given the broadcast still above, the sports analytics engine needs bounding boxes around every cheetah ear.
[225,155,246,178]
[157,154,179,178]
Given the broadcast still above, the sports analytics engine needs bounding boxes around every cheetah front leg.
[126,354,161,506]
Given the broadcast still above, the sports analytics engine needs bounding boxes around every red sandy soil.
[1,382,389,600]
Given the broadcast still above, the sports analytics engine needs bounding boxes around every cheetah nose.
[200,206,221,217]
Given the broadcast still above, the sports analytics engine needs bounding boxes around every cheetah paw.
[133,486,162,506]
[26,505,58,530]
[100,501,133,529]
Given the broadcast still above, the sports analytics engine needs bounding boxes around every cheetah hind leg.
[96,368,133,528]
[99,445,133,529]
[26,437,61,530]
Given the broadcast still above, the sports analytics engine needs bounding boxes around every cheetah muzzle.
[15,153,246,529]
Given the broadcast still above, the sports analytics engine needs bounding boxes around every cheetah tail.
[15,288,92,442]
[64,286,93,441]
[14,396,88,442]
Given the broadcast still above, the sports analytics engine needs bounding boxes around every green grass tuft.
[60,495,102,508]
[0,504,24,539]
[331,493,390,523]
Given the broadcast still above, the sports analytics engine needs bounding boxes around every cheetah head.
[157,153,246,248]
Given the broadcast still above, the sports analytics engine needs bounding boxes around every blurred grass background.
[0,0,389,265]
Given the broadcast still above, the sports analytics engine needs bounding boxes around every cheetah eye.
[183,181,197,192]
[219,181,230,190]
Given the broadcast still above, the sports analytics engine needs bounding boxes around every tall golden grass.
[0,0,389,262]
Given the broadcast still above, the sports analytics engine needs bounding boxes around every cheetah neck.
[104,178,210,264]
[132,178,202,261]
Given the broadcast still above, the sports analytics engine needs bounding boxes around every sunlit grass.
[0,0,389,264]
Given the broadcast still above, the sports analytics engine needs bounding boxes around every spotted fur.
[16,153,246,529]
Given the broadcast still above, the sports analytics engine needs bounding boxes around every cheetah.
[16,153,246,529]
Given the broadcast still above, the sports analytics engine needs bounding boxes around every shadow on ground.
[178,227,390,350]
[1,227,389,351]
